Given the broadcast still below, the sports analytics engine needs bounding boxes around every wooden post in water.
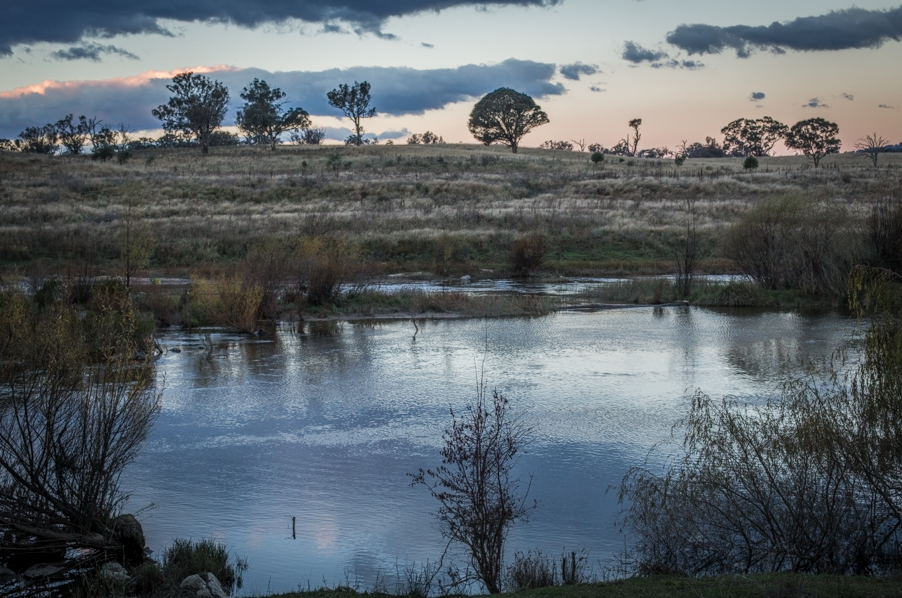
[292,516,296,539]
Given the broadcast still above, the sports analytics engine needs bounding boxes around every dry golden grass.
[1,145,900,278]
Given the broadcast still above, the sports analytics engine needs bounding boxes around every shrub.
[161,538,247,593]
[722,194,857,295]
[131,560,165,594]
[509,233,547,277]
[621,277,902,576]
[187,275,264,332]
[243,238,292,320]
[0,290,160,571]
[743,155,759,170]
[506,550,557,590]
[867,194,902,273]
[292,236,355,307]
[674,155,686,167]
[590,151,605,164]
[91,144,116,162]
[116,147,133,165]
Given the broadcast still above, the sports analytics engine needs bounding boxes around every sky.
[1,0,901,151]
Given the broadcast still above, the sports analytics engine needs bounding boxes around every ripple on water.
[124,308,854,594]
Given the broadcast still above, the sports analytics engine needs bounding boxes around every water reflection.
[125,307,852,595]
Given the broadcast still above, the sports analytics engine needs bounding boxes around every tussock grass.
[3,146,899,279]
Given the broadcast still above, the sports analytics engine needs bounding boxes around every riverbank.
[257,573,902,598]
[129,275,842,330]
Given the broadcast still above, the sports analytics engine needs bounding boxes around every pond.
[123,307,853,595]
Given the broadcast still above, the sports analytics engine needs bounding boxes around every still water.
[123,307,853,594]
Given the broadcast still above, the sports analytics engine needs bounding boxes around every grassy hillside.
[1,144,899,279]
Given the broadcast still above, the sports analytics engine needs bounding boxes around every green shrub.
[743,155,759,170]
[509,233,547,277]
[161,538,247,593]
[590,151,605,165]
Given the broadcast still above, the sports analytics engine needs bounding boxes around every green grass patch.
[252,573,902,598]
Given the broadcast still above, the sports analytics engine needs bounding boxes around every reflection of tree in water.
[709,310,848,383]
[726,337,804,381]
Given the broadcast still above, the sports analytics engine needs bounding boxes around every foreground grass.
[259,574,902,598]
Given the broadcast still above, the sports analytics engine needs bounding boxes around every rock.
[0,566,17,584]
[100,562,132,585]
[23,563,63,578]
[110,514,145,567]
[134,350,147,361]
[181,572,228,598]
[460,275,471,283]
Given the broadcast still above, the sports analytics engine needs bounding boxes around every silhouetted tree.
[627,118,642,156]
[720,117,788,157]
[407,131,444,144]
[785,118,841,168]
[327,81,376,147]
[539,140,573,151]
[236,78,310,150]
[855,132,890,167]
[152,72,230,154]
[55,114,98,155]
[468,88,549,154]
[17,125,58,155]
[684,137,727,159]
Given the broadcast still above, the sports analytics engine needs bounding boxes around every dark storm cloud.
[559,63,598,81]
[50,43,139,62]
[0,59,563,137]
[651,59,702,70]
[749,92,766,101]
[622,41,669,63]
[666,6,902,58]
[622,42,702,69]
[0,0,560,56]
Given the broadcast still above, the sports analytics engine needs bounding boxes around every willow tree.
[468,88,549,154]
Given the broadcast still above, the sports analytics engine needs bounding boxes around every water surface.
[123,307,852,594]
